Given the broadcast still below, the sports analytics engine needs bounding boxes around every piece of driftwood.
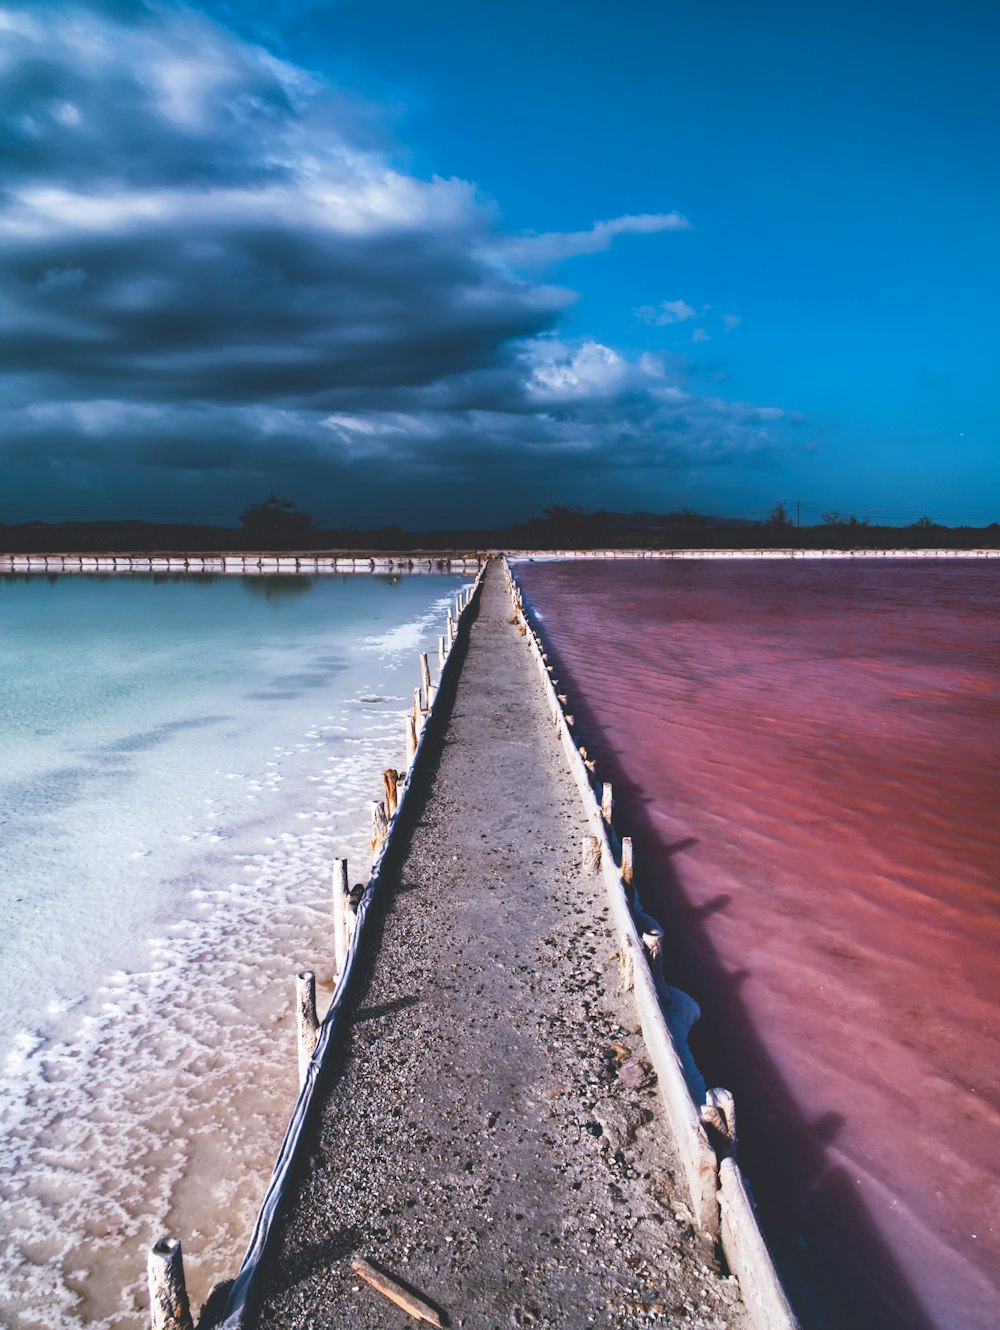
[295,971,319,1088]
[147,1237,193,1330]
[332,858,350,976]
[350,1255,444,1327]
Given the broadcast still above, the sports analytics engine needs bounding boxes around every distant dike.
[2,513,1000,556]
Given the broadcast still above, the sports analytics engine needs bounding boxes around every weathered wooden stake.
[295,970,319,1087]
[413,687,424,730]
[621,836,634,889]
[419,652,431,699]
[147,1236,193,1330]
[438,635,447,670]
[641,928,665,984]
[383,767,399,817]
[371,800,389,855]
[601,781,614,823]
[333,858,350,975]
[427,680,438,707]
[701,1087,737,1158]
[582,834,601,874]
[405,713,418,764]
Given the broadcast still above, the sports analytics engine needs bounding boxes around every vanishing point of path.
[247,563,748,1330]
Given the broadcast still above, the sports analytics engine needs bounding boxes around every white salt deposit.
[0,572,462,1328]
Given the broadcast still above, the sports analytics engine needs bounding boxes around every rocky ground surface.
[244,563,747,1330]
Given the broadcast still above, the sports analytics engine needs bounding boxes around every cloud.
[634,298,697,326]
[692,327,712,343]
[495,212,691,268]
[0,2,800,525]
[722,312,743,331]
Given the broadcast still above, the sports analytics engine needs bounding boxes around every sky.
[1,0,997,528]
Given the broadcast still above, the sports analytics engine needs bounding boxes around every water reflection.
[241,574,315,602]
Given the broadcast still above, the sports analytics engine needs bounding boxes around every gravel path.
[245,563,747,1330]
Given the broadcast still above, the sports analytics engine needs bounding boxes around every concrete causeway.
[244,563,748,1330]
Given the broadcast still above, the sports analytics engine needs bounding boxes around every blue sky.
[1,0,996,526]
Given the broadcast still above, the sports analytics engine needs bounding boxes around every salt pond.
[517,557,1000,1330]
[0,571,464,1328]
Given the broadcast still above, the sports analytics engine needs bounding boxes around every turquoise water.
[0,572,464,1329]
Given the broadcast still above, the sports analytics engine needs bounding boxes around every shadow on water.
[538,631,937,1330]
[241,574,315,602]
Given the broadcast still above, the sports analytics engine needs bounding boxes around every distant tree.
[823,511,870,528]
[767,500,794,529]
[238,495,315,544]
[910,514,935,528]
[660,507,705,530]
[540,504,608,544]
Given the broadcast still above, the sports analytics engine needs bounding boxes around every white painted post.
[147,1237,193,1330]
[295,970,319,1087]
[332,858,350,975]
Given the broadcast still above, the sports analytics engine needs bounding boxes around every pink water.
[516,558,1000,1330]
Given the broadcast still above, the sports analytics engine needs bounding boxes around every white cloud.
[0,1,804,522]
[494,212,690,268]
[722,312,743,331]
[692,327,712,343]
[634,298,697,326]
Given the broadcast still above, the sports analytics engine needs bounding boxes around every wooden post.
[419,652,431,699]
[383,767,399,817]
[447,611,456,642]
[406,714,417,764]
[413,687,424,731]
[371,800,389,855]
[641,928,665,984]
[295,970,319,1087]
[147,1236,193,1330]
[582,834,601,874]
[621,836,634,889]
[438,635,447,671]
[333,858,350,976]
[427,680,438,708]
[601,781,614,824]
[701,1087,737,1158]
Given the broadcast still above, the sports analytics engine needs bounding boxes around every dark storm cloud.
[0,2,801,522]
